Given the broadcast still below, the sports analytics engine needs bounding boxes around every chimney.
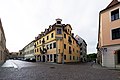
[45,29,47,31]
[49,25,51,28]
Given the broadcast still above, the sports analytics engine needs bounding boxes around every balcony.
[40,47,47,54]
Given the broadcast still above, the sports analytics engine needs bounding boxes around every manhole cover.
[50,67,55,69]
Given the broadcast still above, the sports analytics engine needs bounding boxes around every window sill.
[111,18,120,22]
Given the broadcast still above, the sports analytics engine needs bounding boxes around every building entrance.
[54,54,57,62]
[43,55,45,62]
[117,50,120,64]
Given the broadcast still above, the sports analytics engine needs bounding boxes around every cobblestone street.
[0,60,120,80]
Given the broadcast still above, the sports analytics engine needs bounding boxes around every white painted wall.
[102,45,120,67]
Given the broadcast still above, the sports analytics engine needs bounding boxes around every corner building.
[0,19,7,64]
[97,0,120,67]
[34,19,81,63]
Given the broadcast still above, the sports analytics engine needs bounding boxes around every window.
[50,43,52,49]
[57,21,61,24]
[77,50,78,53]
[64,34,66,38]
[68,36,72,44]
[42,38,45,43]
[69,46,72,54]
[47,36,49,40]
[70,55,71,60]
[57,28,62,34]
[111,9,119,21]
[34,43,36,48]
[80,48,82,50]
[77,44,78,47]
[112,28,120,40]
[53,42,56,48]
[37,41,38,45]
[64,44,66,49]
[39,40,41,44]
[68,29,69,32]
[51,33,54,38]
[46,45,49,50]
[80,52,82,55]
[64,55,66,60]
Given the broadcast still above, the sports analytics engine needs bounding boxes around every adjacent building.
[97,0,120,67]
[75,35,87,62]
[20,40,35,61]
[34,19,81,63]
[0,19,8,64]
[9,52,19,59]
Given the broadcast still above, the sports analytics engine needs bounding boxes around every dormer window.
[68,29,69,32]
[57,21,61,24]
[56,18,62,24]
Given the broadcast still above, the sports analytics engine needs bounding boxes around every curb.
[0,61,5,67]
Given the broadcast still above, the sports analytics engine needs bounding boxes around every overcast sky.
[0,0,112,53]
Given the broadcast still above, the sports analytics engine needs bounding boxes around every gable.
[106,0,119,9]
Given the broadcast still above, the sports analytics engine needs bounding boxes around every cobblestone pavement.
[0,60,120,80]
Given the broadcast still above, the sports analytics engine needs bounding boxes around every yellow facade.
[34,19,80,63]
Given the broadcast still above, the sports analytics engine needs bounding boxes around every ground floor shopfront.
[0,51,7,65]
[98,45,120,68]
[35,53,80,64]
[35,54,57,63]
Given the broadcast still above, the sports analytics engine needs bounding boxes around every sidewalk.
[92,63,120,71]
[0,61,4,67]
[1,60,18,68]
[92,63,106,69]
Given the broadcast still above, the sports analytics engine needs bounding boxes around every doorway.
[117,50,120,64]
[42,55,45,62]
[54,54,57,63]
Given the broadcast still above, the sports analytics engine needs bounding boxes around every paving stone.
[0,60,120,80]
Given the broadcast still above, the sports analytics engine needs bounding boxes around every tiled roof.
[0,18,6,41]
[100,0,120,13]
[106,0,119,8]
